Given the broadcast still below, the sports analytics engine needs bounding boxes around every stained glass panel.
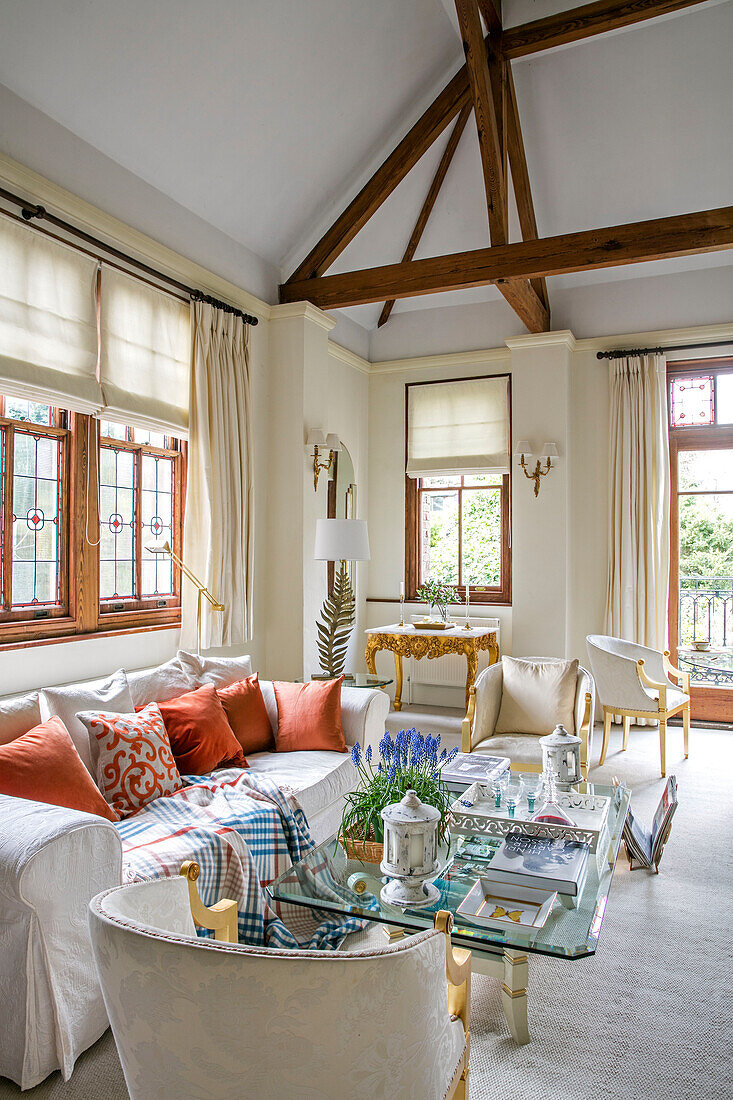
[141,454,174,596]
[4,397,52,425]
[100,420,129,441]
[99,445,136,600]
[670,376,714,427]
[11,431,62,606]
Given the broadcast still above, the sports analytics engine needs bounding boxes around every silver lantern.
[540,724,583,791]
[380,790,441,909]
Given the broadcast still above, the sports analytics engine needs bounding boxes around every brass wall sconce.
[146,540,224,655]
[306,429,340,491]
[514,440,559,497]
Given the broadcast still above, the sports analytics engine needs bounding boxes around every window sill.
[366,597,512,608]
[0,619,180,652]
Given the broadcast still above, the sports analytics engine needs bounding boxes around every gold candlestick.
[463,586,471,630]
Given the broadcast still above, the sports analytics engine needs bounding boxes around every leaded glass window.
[0,395,68,622]
[99,422,182,613]
[99,444,136,600]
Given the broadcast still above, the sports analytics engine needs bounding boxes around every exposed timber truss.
[281,0,720,333]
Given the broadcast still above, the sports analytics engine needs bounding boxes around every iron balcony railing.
[679,576,733,649]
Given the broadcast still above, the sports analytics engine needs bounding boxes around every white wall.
[264,305,370,682]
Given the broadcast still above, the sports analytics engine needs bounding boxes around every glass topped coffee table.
[269,775,630,1044]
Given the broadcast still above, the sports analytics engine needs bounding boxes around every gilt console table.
[365,623,499,711]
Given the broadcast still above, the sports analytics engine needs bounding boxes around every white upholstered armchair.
[89,871,471,1100]
[461,656,595,777]
[586,634,691,778]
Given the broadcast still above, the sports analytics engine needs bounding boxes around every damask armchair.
[89,865,471,1100]
[586,634,691,778]
[461,656,595,777]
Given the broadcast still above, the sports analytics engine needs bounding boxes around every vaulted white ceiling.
[0,0,731,331]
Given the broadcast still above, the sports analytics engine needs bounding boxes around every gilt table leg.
[465,646,478,711]
[365,637,379,676]
[502,950,530,1045]
[394,652,403,711]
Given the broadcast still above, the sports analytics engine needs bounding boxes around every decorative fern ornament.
[317,560,356,677]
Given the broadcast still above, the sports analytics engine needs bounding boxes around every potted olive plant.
[340,730,457,863]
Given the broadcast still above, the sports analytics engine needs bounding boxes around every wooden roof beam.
[505,63,549,311]
[287,67,471,282]
[378,103,472,328]
[503,0,709,59]
[279,206,733,309]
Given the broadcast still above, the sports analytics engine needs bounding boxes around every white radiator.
[408,617,500,689]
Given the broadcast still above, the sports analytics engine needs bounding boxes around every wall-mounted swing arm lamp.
[306,429,341,491]
[514,441,559,497]
[146,540,224,655]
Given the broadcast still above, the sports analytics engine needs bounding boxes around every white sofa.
[0,653,389,1090]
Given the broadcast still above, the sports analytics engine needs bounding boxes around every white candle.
[465,587,470,614]
[400,581,405,597]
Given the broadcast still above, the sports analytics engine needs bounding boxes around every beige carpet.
[2,722,731,1099]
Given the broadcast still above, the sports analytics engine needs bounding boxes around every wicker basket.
[340,833,384,865]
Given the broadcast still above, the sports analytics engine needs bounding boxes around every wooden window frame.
[98,427,185,630]
[667,358,733,722]
[404,375,512,606]
[0,403,186,648]
[0,400,71,631]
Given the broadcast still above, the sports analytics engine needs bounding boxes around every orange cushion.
[273,676,347,753]
[0,716,118,821]
[217,674,274,755]
[154,684,247,774]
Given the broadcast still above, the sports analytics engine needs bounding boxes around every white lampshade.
[314,519,370,562]
[541,442,559,459]
[514,439,532,458]
[145,539,172,555]
[306,428,326,447]
[325,433,341,452]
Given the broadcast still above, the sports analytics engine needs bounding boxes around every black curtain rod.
[0,185,258,326]
[597,340,731,360]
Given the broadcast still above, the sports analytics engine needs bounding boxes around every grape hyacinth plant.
[341,729,458,848]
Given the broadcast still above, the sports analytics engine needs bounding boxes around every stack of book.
[441,752,510,786]
[487,830,590,899]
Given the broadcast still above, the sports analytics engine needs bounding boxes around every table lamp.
[313,519,370,679]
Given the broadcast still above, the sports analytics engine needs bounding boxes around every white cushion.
[39,670,134,777]
[495,656,578,736]
[476,734,543,767]
[0,691,41,747]
[127,656,196,707]
[246,750,355,821]
[178,650,253,688]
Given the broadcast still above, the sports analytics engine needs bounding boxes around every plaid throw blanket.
[116,769,364,949]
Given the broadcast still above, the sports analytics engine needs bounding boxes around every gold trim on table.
[365,625,499,710]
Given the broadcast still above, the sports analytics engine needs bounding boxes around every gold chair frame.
[598,651,690,778]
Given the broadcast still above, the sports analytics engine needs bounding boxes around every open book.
[622,776,678,872]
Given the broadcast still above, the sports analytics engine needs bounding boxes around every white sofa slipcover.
[0,796,122,1090]
[89,877,467,1100]
[0,657,389,1089]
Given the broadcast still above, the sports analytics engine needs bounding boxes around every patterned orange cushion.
[78,703,182,818]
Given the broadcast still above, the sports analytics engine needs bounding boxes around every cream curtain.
[99,267,191,436]
[605,353,670,650]
[181,301,254,648]
[406,375,510,478]
[0,213,101,413]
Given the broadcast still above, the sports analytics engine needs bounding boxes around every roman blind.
[0,213,102,413]
[406,375,510,478]
[99,266,191,436]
